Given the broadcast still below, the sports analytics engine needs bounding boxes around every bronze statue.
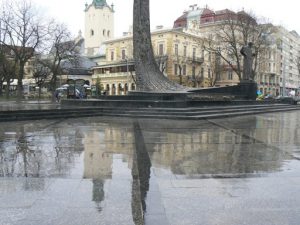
[240,42,255,81]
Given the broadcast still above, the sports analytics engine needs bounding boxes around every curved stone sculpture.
[133,0,186,92]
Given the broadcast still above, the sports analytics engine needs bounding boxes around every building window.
[122,49,126,60]
[192,48,196,61]
[175,44,178,56]
[107,30,110,37]
[159,44,164,56]
[103,29,106,36]
[192,66,196,77]
[110,51,114,61]
[208,68,211,78]
[228,70,233,80]
[201,49,205,58]
[174,64,178,75]
[183,46,187,57]
[90,29,94,36]
[182,65,186,75]
[201,67,204,78]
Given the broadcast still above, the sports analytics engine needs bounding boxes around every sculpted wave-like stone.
[133,0,186,92]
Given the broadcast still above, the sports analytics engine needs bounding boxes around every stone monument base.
[128,81,257,101]
[61,82,259,108]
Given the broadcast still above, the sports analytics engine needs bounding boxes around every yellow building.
[91,27,228,95]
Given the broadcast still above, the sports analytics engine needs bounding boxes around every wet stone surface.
[0,112,300,225]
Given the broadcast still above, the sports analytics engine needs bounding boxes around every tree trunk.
[38,84,42,101]
[5,84,10,99]
[133,0,185,92]
[0,82,2,97]
[17,62,26,101]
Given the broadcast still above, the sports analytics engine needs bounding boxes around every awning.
[2,79,36,85]
[3,79,18,85]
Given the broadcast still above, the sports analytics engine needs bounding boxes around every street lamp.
[125,55,129,74]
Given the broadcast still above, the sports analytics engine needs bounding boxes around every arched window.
[112,84,116,95]
[90,29,94,36]
[107,30,110,37]
[124,83,128,95]
[103,29,106,36]
[131,83,136,91]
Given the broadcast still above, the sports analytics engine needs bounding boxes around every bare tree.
[173,55,188,85]
[203,10,272,81]
[32,57,50,100]
[0,51,19,98]
[291,55,300,78]
[0,0,47,100]
[42,23,80,98]
[156,55,167,74]
[206,52,223,87]
[0,19,19,99]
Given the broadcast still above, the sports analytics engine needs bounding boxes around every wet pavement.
[0,111,300,225]
[0,101,61,111]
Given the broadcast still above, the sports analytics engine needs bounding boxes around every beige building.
[84,0,114,57]
[254,26,300,96]
[91,27,228,95]
[174,6,300,96]
[90,4,300,96]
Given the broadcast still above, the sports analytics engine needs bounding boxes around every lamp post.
[125,56,129,75]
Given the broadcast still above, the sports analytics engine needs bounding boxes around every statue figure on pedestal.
[240,42,255,81]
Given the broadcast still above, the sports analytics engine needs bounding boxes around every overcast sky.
[32,0,300,38]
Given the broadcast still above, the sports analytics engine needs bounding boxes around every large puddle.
[1,112,300,225]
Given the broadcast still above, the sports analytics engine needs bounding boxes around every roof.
[201,8,215,17]
[215,9,235,15]
[85,0,114,12]
[187,8,204,19]
[290,30,299,37]
[0,45,34,57]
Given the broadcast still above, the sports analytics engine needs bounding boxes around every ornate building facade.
[91,28,224,95]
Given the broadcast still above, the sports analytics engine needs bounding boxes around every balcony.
[92,72,135,79]
[187,57,204,64]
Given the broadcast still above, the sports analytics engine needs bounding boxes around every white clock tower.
[84,0,114,56]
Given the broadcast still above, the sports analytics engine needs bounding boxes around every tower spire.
[93,0,108,7]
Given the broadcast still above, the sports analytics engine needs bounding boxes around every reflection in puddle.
[139,116,296,178]
[1,113,300,224]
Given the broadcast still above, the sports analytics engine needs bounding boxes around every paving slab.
[0,112,300,225]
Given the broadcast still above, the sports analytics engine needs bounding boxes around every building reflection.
[82,124,135,211]
[0,113,299,224]
[140,115,297,176]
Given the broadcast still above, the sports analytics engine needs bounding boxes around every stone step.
[99,105,294,116]
[96,106,300,120]
[0,104,299,122]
